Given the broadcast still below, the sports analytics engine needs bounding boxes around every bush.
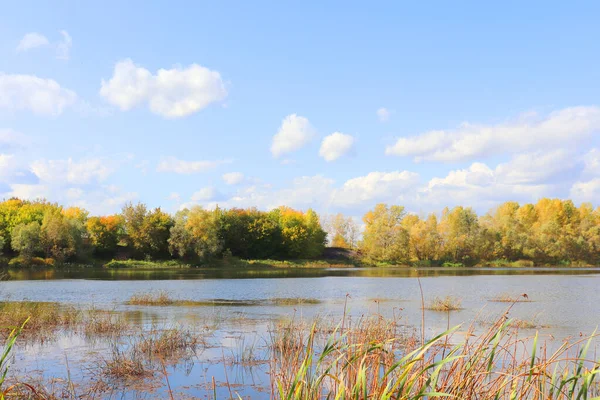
[8,256,55,267]
[442,261,464,268]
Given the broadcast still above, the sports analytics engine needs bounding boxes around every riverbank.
[2,254,598,271]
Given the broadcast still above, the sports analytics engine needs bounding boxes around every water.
[2,267,599,398]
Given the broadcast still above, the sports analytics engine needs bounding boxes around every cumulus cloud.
[30,158,113,185]
[271,114,315,158]
[222,172,244,185]
[495,150,576,185]
[0,73,77,116]
[16,32,49,52]
[332,171,420,207]
[422,161,558,211]
[191,187,218,202]
[582,148,600,176]
[571,179,600,203]
[386,106,600,162]
[100,59,227,118]
[56,30,72,60]
[156,157,230,174]
[377,107,391,122]
[319,132,355,162]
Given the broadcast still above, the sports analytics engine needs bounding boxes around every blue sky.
[1,1,600,217]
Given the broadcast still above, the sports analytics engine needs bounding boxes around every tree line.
[0,198,326,265]
[1,197,599,266]
[353,200,600,266]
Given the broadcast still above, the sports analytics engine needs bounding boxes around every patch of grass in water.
[126,291,321,307]
[84,310,127,336]
[0,301,80,338]
[425,296,462,311]
[269,297,321,306]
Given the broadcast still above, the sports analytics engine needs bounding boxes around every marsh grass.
[84,310,127,336]
[425,295,463,311]
[101,345,149,380]
[0,302,79,339]
[126,291,321,307]
[137,327,200,359]
[126,291,174,306]
[270,312,600,399]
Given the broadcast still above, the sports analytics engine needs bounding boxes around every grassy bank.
[103,257,359,269]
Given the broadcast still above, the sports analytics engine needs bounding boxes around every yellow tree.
[360,204,409,263]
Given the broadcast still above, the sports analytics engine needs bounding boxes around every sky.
[1,1,600,218]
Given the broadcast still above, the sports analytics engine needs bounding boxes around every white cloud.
[571,179,600,203]
[100,59,227,118]
[582,148,600,176]
[222,172,244,185]
[271,114,315,158]
[156,157,230,174]
[191,187,218,202]
[30,158,113,185]
[198,176,334,211]
[0,129,30,149]
[0,73,77,116]
[56,30,72,60]
[0,154,18,182]
[8,184,50,200]
[386,106,600,162]
[319,132,355,162]
[495,150,576,185]
[16,32,49,52]
[377,107,391,122]
[423,161,557,211]
[332,171,420,207]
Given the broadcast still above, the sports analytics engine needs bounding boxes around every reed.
[270,313,600,399]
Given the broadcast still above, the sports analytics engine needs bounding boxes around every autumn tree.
[169,206,222,261]
[438,206,480,264]
[86,215,124,256]
[360,204,409,263]
[121,203,173,258]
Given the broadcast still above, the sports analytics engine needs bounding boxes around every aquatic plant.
[425,295,462,311]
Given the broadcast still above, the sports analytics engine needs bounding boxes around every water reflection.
[6,266,600,281]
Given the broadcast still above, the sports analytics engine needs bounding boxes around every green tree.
[40,209,86,261]
[11,222,42,259]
